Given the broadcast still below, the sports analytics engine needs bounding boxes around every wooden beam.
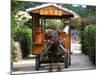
[32,14,40,27]
[39,15,73,19]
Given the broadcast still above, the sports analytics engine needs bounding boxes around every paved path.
[11,53,95,75]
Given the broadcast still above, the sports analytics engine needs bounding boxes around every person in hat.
[62,21,73,54]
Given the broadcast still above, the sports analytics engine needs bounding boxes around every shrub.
[13,28,32,58]
[81,24,96,65]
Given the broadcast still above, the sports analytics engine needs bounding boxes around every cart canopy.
[26,3,76,18]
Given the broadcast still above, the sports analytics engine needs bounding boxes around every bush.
[70,18,81,29]
[81,24,96,65]
[13,28,32,58]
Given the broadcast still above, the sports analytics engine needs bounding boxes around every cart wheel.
[35,55,40,70]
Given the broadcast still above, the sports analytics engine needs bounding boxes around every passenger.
[62,25,73,54]
[63,25,70,34]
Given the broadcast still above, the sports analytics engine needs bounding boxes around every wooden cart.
[26,4,75,70]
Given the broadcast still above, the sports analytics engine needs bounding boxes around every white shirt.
[63,25,69,34]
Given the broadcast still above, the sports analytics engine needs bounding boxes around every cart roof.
[26,3,75,17]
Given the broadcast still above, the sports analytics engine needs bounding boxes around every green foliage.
[24,18,32,28]
[62,4,96,18]
[11,1,42,34]
[13,28,32,58]
[46,19,62,29]
[85,16,96,25]
[70,19,81,29]
[11,1,43,12]
[81,24,96,65]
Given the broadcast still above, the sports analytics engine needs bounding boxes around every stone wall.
[12,41,22,62]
